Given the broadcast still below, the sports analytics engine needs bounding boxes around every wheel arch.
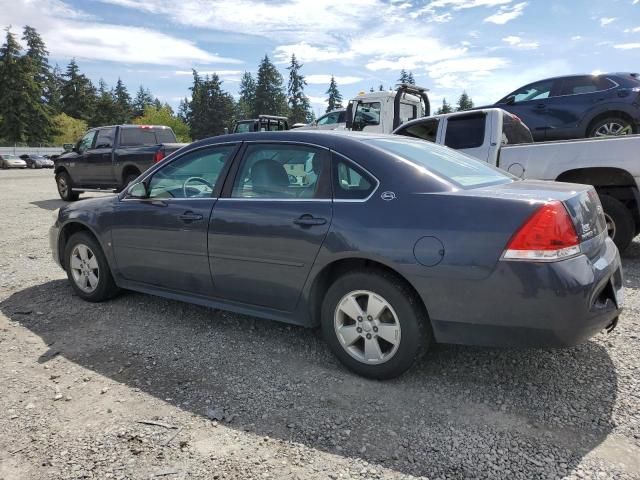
[121,164,141,183]
[306,257,428,327]
[57,221,104,270]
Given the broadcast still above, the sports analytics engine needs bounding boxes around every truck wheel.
[321,270,431,379]
[56,171,80,201]
[588,117,635,137]
[599,194,634,251]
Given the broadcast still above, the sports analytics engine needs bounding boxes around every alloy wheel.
[334,290,401,365]
[593,121,633,137]
[69,244,100,293]
[604,212,616,240]
[57,176,68,197]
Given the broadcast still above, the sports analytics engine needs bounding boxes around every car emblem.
[381,191,396,201]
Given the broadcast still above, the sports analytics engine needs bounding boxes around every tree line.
[0,26,475,145]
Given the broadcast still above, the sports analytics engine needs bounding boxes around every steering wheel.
[183,177,214,198]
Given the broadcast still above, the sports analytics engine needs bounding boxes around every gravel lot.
[1,169,639,480]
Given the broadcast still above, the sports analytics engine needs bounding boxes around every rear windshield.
[366,137,513,189]
[119,127,177,146]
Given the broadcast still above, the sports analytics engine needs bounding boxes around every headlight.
[52,208,60,222]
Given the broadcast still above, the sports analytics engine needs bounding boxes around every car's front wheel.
[321,270,431,379]
[588,117,635,137]
[56,171,80,201]
[64,232,120,302]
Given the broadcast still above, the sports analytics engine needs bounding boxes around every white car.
[0,154,27,169]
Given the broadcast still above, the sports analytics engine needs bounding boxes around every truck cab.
[345,84,430,134]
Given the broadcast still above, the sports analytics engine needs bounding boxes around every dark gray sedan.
[49,131,623,379]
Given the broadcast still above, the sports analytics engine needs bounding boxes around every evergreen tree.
[177,97,190,123]
[406,71,415,85]
[456,91,474,111]
[47,64,64,114]
[436,98,453,114]
[113,78,132,123]
[236,71,256,120]
[369,86,374,92]
[254,55,288,117]
[60,59,96,123]
[378,84,384,91]
[21,26,54,142]
[132,85,154,118]
[91,79,117,126]
[189,69,235,139]
[153,98,163,110]
[286,54,312,124]
[0,28,29,142]
[325,76,343,113]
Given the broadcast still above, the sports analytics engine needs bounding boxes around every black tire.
[599,194,634,252]
[588,117,635,137]
[1,162,7,169]
[64,232,120,302]
[56,171,80,201]
[321,270,431,380]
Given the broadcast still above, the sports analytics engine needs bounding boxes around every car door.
[73,130,98,183]
[110,143,238,295]
[497,79,560,140]
[209,142,333,312]
[84,127,115,184]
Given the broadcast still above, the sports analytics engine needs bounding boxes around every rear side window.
[444,114,486,149]
[501,113,533,145]
[559,76,614,95]
[396,119,439,143]
[365,137,511,189]
[333,155,376,200]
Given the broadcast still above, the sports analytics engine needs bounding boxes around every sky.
[2,0,639,116]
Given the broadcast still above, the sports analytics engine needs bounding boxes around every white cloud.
[615,43,640,49]
[274,42,354,64]
[600,17,617,26]
[306,75,363,85]
[623,26,640,33]
[484,2,528,24]
[502,35,539,49]
[307,95,328,107]
[1,0,242,66]
[571,35,583,40]
[175,70,243,76]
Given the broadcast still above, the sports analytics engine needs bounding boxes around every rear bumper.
[426,237,623,348]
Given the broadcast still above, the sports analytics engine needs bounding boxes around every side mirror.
[127,182,148,199]
[62,143,74,152]
[504,95,516,105]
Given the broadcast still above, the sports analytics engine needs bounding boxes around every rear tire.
[588,117,635,137]
[56,171,80,201]
[321,270,431,379]
[599,194,634,252]
[64,232,120,302]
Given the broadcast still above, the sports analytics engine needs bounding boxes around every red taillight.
[154,150,165,163]
[503,201,580,261]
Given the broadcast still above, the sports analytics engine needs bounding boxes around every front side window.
[333,156,376,200]
[510,80,554,103]
[232,144,330,199]
[365,137,511,189]
[95,128,115,149]
[147,145,235,199]
[354,102,381,127]
[78,131,96,153]
[396,119,439,143]
[444,114,486,150]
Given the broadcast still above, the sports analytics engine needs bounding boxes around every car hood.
[60,194,119,219]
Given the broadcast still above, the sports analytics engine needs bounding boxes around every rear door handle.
[178,211,203,222]
[294,215,327,226]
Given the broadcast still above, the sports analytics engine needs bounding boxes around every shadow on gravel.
[30,196,106,211]
[2,280,619,478]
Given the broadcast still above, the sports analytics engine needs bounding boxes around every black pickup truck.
[54,125,186,201]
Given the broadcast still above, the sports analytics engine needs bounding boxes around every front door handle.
[535,104,546,110]
[294,215,327,227]
[178,211,203,222]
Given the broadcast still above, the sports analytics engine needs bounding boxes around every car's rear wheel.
[599,194,634,252]
[56,171,80,201]
[588,117,635,138]
[64,232,120,302]
[321,270,431,379]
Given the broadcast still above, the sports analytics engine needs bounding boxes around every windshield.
[365,137,513,189]
[235,122,253,133]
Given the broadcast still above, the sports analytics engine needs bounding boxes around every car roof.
[519,72,637,84]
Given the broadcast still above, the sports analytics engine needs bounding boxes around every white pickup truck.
[393,108,640,251]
